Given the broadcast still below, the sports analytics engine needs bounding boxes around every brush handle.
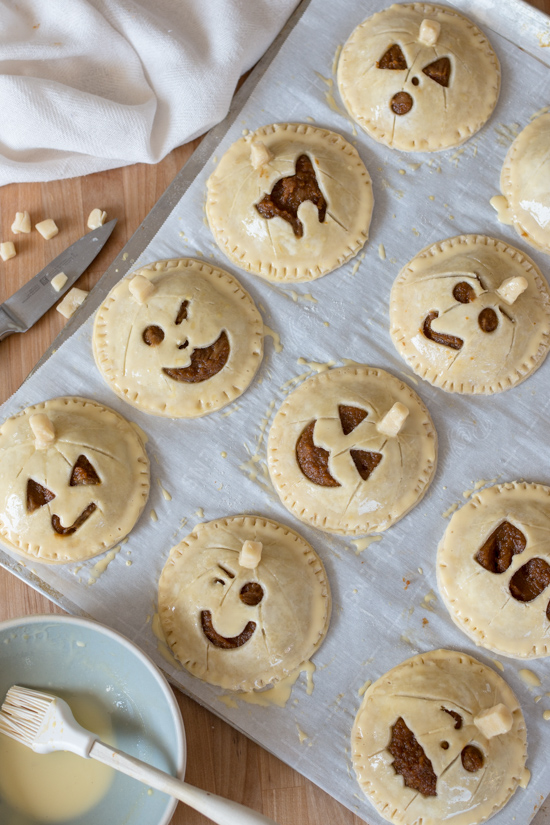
[90,741,278,825]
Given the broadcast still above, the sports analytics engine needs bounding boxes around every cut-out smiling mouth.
[51,503,97,536]
[163,331,229,383]
[201,610,256,649]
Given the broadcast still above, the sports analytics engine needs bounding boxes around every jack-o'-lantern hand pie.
[438,482,550,659]
[93,258,263,418]
[267,366,437,536]
[497,114,550,255]
[206,123,374,283]
[337,3,500,152]
[390,235,550,394]
[352,649,527,825]
[0,397,150,564]
[158,516,331,692]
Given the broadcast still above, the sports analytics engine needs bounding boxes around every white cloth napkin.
[0,0,298,186]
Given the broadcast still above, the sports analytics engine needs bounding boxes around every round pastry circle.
[351,649,527,825]
[158,515,331,692]
[438,481,550,659]
[93,258,264,418]
[0,397,150,564]
[390,234,550,394]
[500,114,550,255]
[205,123,374,283]
[337,3,500,153]
[267,366,437,535]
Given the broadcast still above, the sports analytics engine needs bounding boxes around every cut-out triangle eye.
[27,479,55,513]
[377,44,408,70]
[422,57,451,87]
[70,455,101,486]
[338,405,368,435]
[175,300,189,325]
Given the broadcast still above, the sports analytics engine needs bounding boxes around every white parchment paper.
[2,1,550,822]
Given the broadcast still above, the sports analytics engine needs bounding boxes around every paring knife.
[0,219,117,342]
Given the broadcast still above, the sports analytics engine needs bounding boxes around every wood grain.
[1,3,550,823]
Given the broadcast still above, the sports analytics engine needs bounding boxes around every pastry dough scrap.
[267,366,437,536]
[0,397,149,564]
[500,114,550,255]
[390,234,550,394]
[158,515,331,692]
[93,258,264,418]
[437,481,550,659]
[337,3,500,153]
[206,123,374,283]
[352,649,527,825]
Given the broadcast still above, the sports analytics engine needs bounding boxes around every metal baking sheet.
[2,1,550,823]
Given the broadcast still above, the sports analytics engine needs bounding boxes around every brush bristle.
[0,686,56,746]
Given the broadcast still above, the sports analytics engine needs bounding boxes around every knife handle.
[0,307,24,341]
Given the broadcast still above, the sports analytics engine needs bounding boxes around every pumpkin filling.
[26,479,55,513]
[296,406,383,486]
[256,154,327,238]
[163,330,229,383]
[239,582,264,606]
[51,503,97,536]
[423,310,463,350]
[70,455,101,486]
[296,421,340,487]
[478,307,498,333]
[377,44,407,71]
[475,521,526,574]
[509,558,550,602]
[388,717,437,797]
[200,610,256,649]
[453,282,476,303]
[461,745,484,773]
[391,91,413,116]
[423,57,451,88]
[442,707,463,729]
[143,325,164,346]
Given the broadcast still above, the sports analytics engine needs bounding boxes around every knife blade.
[0,219,117,341]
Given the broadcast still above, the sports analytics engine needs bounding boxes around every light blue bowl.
[0,615,186,825]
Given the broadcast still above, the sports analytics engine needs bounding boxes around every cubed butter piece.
[29,413,56,448]
[56,287,88,319]
[87,208,107,230]
[250,140,273,170]
[129,273,155,303]
[377,402,409,437]
[496,276,528,305]
[0,242,16,261]
[419,19,441,45]
[239,540,263,569]
[51,272,68,292]
[474,703,513,738]
[11,211,31,234]
[35,219,59,240]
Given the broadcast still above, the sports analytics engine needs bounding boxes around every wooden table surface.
[1,3,550,823]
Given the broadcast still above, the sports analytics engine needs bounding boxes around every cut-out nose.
[391,92,413,115]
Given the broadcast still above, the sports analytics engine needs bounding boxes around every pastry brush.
[0,685,279,825]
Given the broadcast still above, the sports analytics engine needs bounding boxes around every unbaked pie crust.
[500,114,550,255]
[206,123,374,282]
[437,481,550,659]
[352,649,527,825]
[337,3,500,152]
[158,515,331,692]
[390,234,550,394]
[0,397,149,564]
[93,258,263,418]
[267,366,437,535]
